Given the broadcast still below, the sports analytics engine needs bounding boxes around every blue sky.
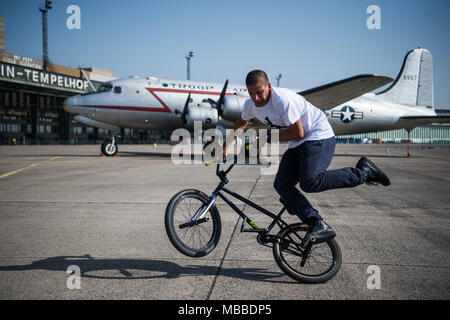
[1,0,450,108]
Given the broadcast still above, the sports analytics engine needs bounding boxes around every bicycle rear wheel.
[273,223,341,284]
[165,189,221,258]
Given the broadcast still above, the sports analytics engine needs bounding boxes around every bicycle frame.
[191,162,292,236]
[221,186,292,232]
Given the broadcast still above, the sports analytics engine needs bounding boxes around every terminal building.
[0,50,170,145]
[0,15,449,145]
[336,124,450,144]
[0,51,104,145]
[0,15,171,145]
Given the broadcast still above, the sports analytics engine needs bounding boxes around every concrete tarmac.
[0,143,449,300]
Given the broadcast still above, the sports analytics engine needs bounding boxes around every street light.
[39,0,52,71]
[276,74,282,87]
[185,51,193,80]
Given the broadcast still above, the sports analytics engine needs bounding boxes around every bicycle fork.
[180,194,217,229]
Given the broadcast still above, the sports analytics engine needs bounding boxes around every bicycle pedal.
[300,235,314,249]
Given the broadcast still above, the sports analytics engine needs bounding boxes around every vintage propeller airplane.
[63,47,450,156]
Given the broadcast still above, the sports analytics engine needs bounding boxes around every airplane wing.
[435,109,450,116]
[298,74,393,110]
[397,113,450,131]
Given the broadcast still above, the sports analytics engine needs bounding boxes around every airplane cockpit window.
[81,83,113,95]
[113,86,122,94]
[98,84,113,92]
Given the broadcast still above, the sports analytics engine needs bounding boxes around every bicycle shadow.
[0,254,293,284]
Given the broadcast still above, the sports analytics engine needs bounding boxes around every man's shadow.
[0,254,292,283]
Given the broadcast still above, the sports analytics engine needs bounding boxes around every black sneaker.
[301,220,336,247]
[356,156,390,186]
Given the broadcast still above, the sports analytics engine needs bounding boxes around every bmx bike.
[164,159,341,283]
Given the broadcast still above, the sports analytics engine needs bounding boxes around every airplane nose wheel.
[101,138,118,157]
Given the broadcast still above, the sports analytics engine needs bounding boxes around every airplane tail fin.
[376,47,434,108]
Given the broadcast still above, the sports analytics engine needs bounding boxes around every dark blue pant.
[273,137,365,225]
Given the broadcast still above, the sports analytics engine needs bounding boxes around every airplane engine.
[185,106,219,129]
[221,95,246,121]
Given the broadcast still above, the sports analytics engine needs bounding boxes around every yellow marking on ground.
[0,156,61,179]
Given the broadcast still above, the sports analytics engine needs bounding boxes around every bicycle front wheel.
[165,189,221,258]
[273,223,341,284]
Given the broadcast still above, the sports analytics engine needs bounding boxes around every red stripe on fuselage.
[146,88,235,96]
[145,87,234,113]
[88,87,235,113]
[91,105,171,112]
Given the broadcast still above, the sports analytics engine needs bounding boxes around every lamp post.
[276,74,282,87]
[185,51,193,80]
[39,0,52,71]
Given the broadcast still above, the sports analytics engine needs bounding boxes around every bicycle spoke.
[171,195,215,250]
[282,245,303,258]
[278,227,336,278]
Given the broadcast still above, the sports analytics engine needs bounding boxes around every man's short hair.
[246,70,269,86]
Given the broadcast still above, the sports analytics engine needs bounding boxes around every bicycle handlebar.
[204,155,238,181]
[216,155,237,176]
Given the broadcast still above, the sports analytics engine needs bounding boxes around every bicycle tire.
[273,223,341,284]
[165,189,221,258]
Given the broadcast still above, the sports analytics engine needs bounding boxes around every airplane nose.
[63,96,76,113]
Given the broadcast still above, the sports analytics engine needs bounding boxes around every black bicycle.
[164,159,341,283]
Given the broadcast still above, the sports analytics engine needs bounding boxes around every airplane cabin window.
[114,86,122,94]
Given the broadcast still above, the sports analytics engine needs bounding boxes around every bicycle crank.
[300,242,313,267]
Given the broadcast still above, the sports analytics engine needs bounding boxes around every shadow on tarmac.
[0,254,292,284]
[334,153,409,158]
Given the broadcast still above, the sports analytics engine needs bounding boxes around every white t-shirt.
[241,87,334,149]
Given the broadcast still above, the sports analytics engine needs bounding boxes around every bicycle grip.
[205,159,216,167]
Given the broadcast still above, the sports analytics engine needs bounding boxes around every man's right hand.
[222,116,249,162]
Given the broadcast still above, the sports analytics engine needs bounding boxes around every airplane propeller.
[181,92,191,126]
[207,79,229,115]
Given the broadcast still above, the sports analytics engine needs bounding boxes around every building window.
[73,126,83,134]
[4,92,10,107]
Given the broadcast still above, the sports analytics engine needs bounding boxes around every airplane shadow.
[333,153,410,159]
[0,254,292,284]
[0,152,174,158]
[118,151,174,158]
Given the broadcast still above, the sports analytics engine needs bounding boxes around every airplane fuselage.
[64,77,249,130]
[62,48,448,157]
[64,76,438,135]
[327,93,437,135]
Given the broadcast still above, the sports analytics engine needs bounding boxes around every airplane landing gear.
[406,129,411,157]
[101,135,119,157]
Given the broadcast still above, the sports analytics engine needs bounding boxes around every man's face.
[247,81,271,107]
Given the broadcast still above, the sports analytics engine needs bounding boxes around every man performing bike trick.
[222,70,391,245]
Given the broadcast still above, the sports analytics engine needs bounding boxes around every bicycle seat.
[279,197,296,215]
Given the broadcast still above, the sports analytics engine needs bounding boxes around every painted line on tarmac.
[0,156,61,179]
